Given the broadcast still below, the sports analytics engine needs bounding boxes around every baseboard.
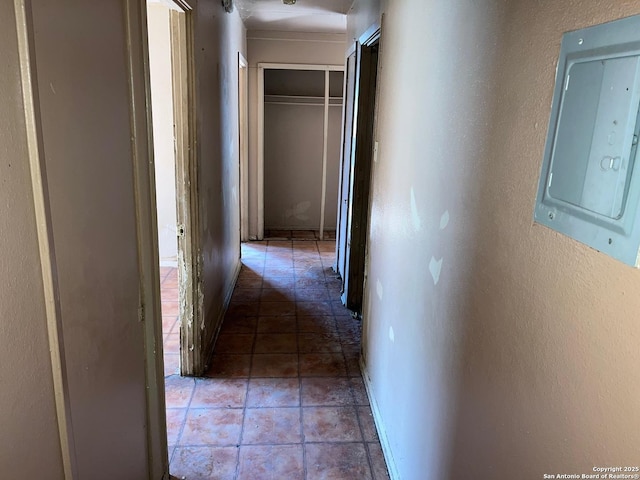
[203,258,242,370]
[359,356,401,480]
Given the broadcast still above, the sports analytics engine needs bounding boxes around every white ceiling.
[233,0,353,34]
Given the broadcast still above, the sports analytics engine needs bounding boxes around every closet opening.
[257,63,345,240]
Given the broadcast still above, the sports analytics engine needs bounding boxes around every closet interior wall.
[263,68,344,237]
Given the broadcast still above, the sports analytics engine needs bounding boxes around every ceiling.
[233,0,353,34]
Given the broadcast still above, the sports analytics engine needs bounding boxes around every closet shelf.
[264,94,343,106]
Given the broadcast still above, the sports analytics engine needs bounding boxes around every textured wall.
[350,0,640,479]
[0,2,64,477]
[193,0,246,358]
[449,1,640,477]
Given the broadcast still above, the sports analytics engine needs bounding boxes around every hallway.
[161,240,389,479]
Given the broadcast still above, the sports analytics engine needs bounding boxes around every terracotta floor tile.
[305,443,372,480]
[238,267,262,280]
[367,442,391,480]
[358,406,379,443]
[226,302,260,317]
[254,333,298,354]
[237,445,303,480]
[164,333,180,354]
[166,408,187,445]
[260,288,295,303]
[295,278,328,289]
[302,406,362,442]
[236,276,263,289]
[297,316,337,334]
[162,301,179,316]
[231,288,262,303]
[164,353,180,376]
[205,354,251,378]
[262,277,296,290]
[301,377,354,406]
[162,276,179,289]
[240,259,264,271]
[345,352,362,377]
[263,266,294,277]
[250,354,298,378]
[298,333,342,354]
[181,408,243,446]
[296,301,333,317]
[160,266,173,278]
[171,446,238,480]
[350,377,370,406]
[258,301,296,317]
[295,288,330,302]
[161,288,179,301]
[241,407,302,444]
[162,316,178,335]
[299,353,347,377]
[190,378,248,409]
[220,316,257,335]
[164,241,389,479]
[246,378,300,408]
[256,316,297,333]
[165,375,195,408]
[215,334,255,354]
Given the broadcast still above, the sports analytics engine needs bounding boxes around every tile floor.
[263,229,336,241]
[160,240,389,480]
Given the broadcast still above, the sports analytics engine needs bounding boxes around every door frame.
[256,62,344,240]
[239,53,249,242]
[335,43,358,279]
[340,24,381,312]
[166,1,203,376]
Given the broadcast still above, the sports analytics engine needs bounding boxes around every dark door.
[341,36,380,312]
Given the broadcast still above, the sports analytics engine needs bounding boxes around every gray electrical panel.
[535,14,640,267]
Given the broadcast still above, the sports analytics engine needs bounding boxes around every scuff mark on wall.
[410,187,421,231]
[429,256,443,285]
[440,210,450,230]
[284,201,312,221]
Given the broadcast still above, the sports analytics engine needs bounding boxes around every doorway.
[256,63,345,240]
[146,0,201,376]
[239,53,249,242]
[336,27,381,312]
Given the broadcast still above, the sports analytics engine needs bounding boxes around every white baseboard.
[359,356,401,480]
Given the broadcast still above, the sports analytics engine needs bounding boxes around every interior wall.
[194,1,246,359]
[246,31,346,238]
[350,0,640,479]
[449,0,640,477]
[0,2,65,477]
[148,3,178,266]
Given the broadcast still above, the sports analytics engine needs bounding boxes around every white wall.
[246,30,346,238]
[148,4,178,266]
[350,0,640,479]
